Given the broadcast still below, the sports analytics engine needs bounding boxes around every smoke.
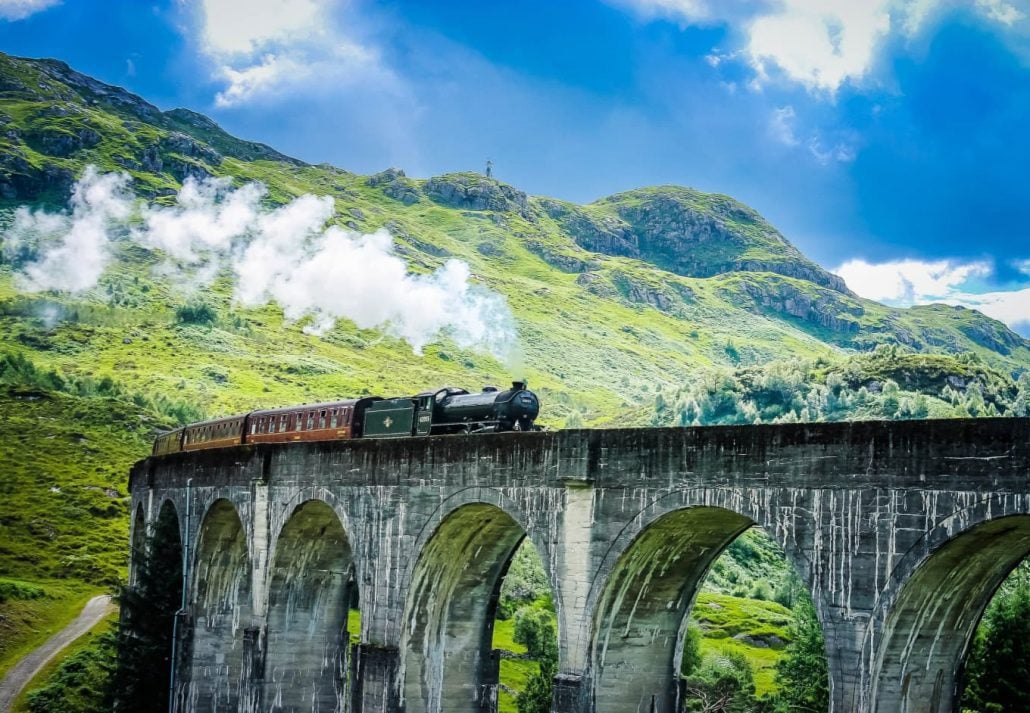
[5,166,133,292]
[2,166,518,360]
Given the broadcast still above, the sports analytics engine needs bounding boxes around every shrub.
[174,302,216,326]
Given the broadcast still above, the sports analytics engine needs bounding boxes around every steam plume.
[1,167,517,360]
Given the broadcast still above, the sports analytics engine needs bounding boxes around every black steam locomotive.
[153,381,540,455]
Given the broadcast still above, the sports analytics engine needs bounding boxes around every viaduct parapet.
[128,418,1030,713]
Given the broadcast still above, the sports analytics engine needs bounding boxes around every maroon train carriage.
[246,397,382,444]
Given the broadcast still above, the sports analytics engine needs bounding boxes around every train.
[152,381,541,456]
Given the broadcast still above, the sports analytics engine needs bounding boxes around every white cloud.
[939,287,1030,330]
[769,105,800,146]
[212,40,387,107]
[835,257,991,302]
[606,0,715,23]
[3,167,517,360]
[747,0,892,93]
[214,53,304,107]
[199,0,329,55]
[835,257,1030,331]
[769,105,856,162]
[613,0,1028,95]
[975,0,1025,26]
[808,136,856,163]
[0,0,60,21]
[191,0,403,109]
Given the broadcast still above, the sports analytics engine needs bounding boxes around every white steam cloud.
[2,167,517,360]
[7,166,133,292]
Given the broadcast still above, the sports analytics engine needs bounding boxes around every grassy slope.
[0,387,149,583]
[10,612,118,713]
[692,593,794,697]
[0,579,101,680]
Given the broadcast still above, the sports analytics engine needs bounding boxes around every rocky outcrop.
[423,173,532,220]
[730,276,863,333]
[162,108,299,165]
[25,126,101,157]
[525,242,598,273]
[159,132,222,166]
[537,188,853,295]
[959,316,1019,355]
[537,198,639,257]
[610,271,680,313]
[0,149,73,199]
[607,190,851,293]
[367,168,421,205]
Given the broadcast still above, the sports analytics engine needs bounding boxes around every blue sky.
[1,0,1029,334]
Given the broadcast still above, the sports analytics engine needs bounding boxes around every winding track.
[0,595,114,713]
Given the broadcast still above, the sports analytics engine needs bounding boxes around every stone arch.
[870,514,1030,713]
[590,505,761,713]
[400,501,533,713]
[187,498,253,713]
[264,499,355,712]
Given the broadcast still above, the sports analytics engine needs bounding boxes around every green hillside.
[0,51,1027,711]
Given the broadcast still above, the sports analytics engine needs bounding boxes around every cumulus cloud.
[748,0,1030,92]
[611,0,1027,94]
[191,0,403,108]
[747,0,892,93]
[2,167,518,360]
[0,0,60,21]
[835,258,991,302]
[199,0,329,55]
[834,257,1030,331]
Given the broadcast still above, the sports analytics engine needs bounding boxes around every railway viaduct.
[128,417,1030,713]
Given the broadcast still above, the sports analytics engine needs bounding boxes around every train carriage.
[182,415,246,452]
[246,397,381,444]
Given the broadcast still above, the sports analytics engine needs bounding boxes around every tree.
[962,566,1030,712]
[114,507,184,713]
[683,652,756,713]
[772,595,828,712]
[515,606,558,713]
[681,623,703,677]
[514,606,558,662]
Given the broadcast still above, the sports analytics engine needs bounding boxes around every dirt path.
[0,595,114,713]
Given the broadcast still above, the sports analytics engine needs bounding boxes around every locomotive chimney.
[512,380,526,391]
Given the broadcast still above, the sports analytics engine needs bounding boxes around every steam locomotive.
[152,381,540,456]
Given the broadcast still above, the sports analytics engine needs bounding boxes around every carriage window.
[307,412,315,430]
[319,410,327,429]
[330,409,338,428]
[251,420,257,435]
[280,415,288,432]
